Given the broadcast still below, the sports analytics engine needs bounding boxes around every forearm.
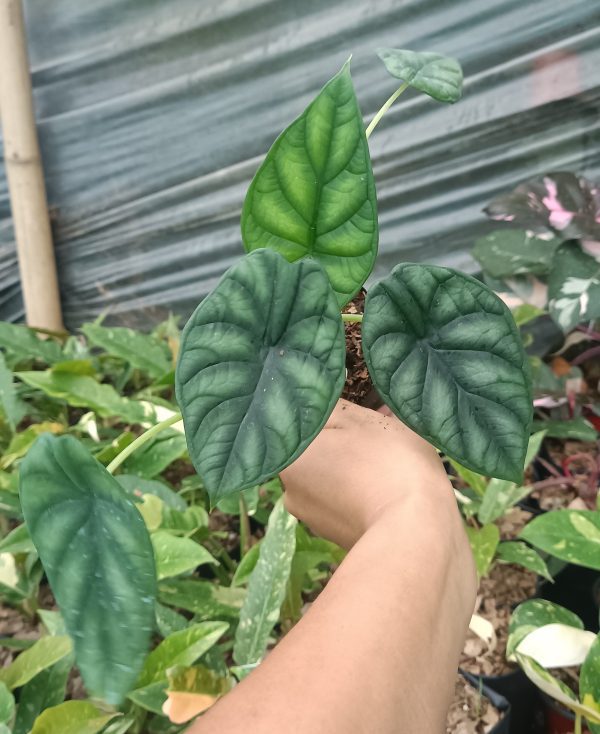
[191,488,476,734]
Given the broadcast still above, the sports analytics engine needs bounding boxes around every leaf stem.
[107,412,182,474]
[575,712,582,734]
[365,82,409,139]
[239,495,251,559]
[342,313,363,323]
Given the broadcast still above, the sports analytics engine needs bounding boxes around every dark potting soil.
[446,674,503,733]
[341,290,379,407]
[533,438,599,510]
[461,562,538,677]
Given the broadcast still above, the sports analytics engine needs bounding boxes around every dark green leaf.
[531,417,597,442]
[121,431,187,478]
[13,658,72,734]
[241,63,378,306]
[548,243,600,332]
[363,264,533,482]
[520,510,600,570]
[473,229,560,279]
[233,498,297,672]
[496,541,552,581]
[377,48,463,103]
[81,324,171,378]
[0,353,25,431]
[176,249,345,500]
[15,371,148,424]
[20,434,157,704]
[0,323,62,365]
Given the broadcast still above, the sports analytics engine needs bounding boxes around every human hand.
[281,399,456,549]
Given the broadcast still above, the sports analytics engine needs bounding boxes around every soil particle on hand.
[341,290,383,408]
[446,674,502,733]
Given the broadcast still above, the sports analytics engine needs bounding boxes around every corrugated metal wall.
[1,0,599,328]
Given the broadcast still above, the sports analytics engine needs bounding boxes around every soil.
[446,674,502,733]
[341,290,379,407]
[461,562,538,677]
[532,438,598,510]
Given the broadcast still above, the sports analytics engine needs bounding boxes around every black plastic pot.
[537,564,600,633]
[461,671,511,734]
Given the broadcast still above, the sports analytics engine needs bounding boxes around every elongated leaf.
[520,510,600,570]
[465,524,499,578]
[20,434,156,704]
[377,48,463,103]
[496,541,552,581]
[81,323,171,377]
[548,243,600,332]
[13,659,72,734]
[581,635,600,734]
[0,683,14,725]
[151,531,216,580]
[0,353,25,431]
[531,417,597,441]
[176,249,345,500]
[29,701,118,734]
[127,681,167,715]
[158,580,245,621]
[233,498,297,671]
[0,523,34,554]
[0,323,62,365]
[363,264,532,482]
[448,460,487,497]
[231,542,262,587]
[508,599,584,658]
[241,62,378,306]
[0,637,72,690]
[163,665,232,724]
[15,371,148,424]
[136,622,228,687]
[121,431,187,478]
[473,229,560,279]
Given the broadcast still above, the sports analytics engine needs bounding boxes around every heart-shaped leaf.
[520,510,600,570]
[377,48,463,103]
[241,61,378,306]
[19,434,157,704]
[363,264,532,482]
[176,249,345,501]
[496,541,552,582]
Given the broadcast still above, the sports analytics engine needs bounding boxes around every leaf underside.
[175,249,345,501]
[362,263,532,482]
[241,61,378,306]
[19,435,156,704]
[377,48,463,103]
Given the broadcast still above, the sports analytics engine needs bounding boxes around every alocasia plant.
[17,48,533,708]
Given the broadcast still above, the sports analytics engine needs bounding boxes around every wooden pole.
[0,0,63,330]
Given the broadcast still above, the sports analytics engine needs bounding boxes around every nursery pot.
[542,692,591,734]
[461,671,511,734]
[468,667,540,734]
[537,564,600,633]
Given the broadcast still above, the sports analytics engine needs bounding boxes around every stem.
[575,711,582,734]
[365,82,409,139]
[239,495,251,558]
[342,313,363,323]
[106,412,182,474]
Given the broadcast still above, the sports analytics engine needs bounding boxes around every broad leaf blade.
[520,510,600,570]
[29,701,118,734]
[508,599,583,659]
[176,249,345,500]
[19,435,157,704]
[377,48,463,103]
[81,323,171,378]
[233,498,297,673]
[465,524,499,578]
[241,62,378,306]
[151,531,216,581]
[0,636,72,690]
[0,323,62,365]
[0,683,14,725]
[472,229,561,279]
[363,264,533,482]
[496,541,552,581]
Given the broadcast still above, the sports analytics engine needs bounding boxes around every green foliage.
[473,230,560,279]
[20,434,157,704]
[81,323,171,377]
[176,249,345,501]
[28,701,119,734]
[0,323,62,365]
[377,48,463,103]
[495,542,551,581]
[581,636,600,734]
[0,637,72,690]
[520,510,600,571]
[151,531,216,580]
[548,243,600,332]
[363,263,532,482]
[465,524,499,578]
[530,417,597,441]
[507,599,583,658]
[241,62,378,306]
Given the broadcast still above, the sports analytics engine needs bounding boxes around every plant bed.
[446,672,511,734]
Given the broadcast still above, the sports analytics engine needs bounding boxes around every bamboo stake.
[0,0,63,330]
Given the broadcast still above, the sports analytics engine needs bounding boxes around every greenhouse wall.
[0,0,599,329]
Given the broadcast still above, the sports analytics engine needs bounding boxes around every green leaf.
[176,249,345,500]
[0,352,25,431]
[231,542,262,587]
[472,229,560,279]
[0,323,62,365]
[581,635,600,733]
[127,681,168,715]
[512,304,546,328]
[508,599,583,658]
[0,683,14,725]
[216,486,259,516]
[520,510,600,570]
[15,371,148,424]
[0,523,34,554]
[496,541,552,581]
[363,264,533,482]
[233,498,297,671]
[531,417,597,442]
[136,621,228,687]
[121,431,187,478]
[93,432,135,465]
[81,323,171,378]
[19,434,157,704]
[1,422,64,469]
[116,475,187,511]
[465,524,499,578]
[151,531,216,581]
[29,701,119,734]
[377,48,463,103]
[13,659,72,734]
[155,602,188,638]
[0,636,72,690]
[241,62,378,306]
[448,460,487,497]
[158,579,245,621]
[548,243,600,332]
